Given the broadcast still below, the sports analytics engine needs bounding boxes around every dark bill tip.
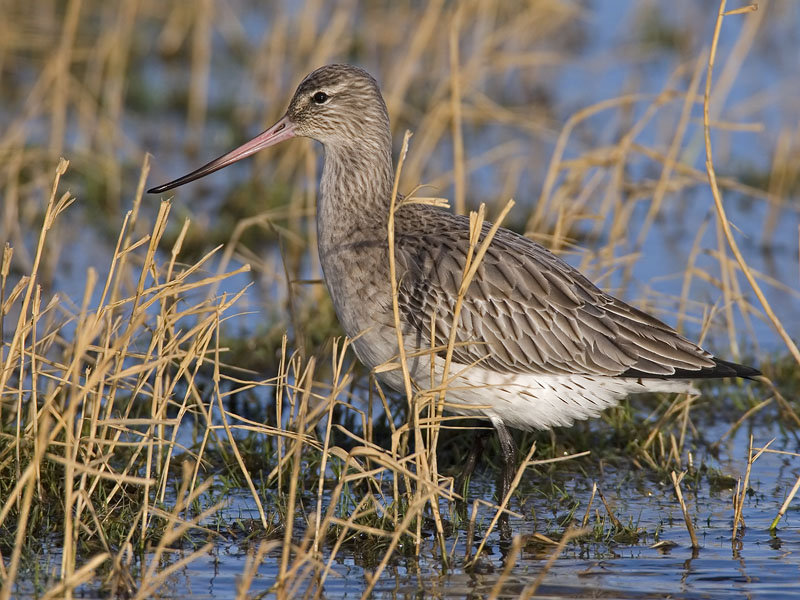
[147,115,296,194]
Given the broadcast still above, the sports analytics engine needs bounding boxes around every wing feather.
[396,207,720,378]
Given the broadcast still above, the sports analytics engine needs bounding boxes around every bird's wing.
[395,210,721,378]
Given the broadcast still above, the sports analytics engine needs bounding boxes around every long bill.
[147,115,296,194]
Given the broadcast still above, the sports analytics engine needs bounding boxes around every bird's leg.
[491,417,518,502]
[455,425,491,499]
[491,417,518,539]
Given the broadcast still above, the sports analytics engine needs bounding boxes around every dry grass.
[1,1,798,598]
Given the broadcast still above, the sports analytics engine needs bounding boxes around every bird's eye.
[312,91,329,104]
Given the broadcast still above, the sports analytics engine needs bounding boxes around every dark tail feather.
[621,358,761,380]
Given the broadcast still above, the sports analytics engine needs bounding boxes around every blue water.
[43,420,792,599]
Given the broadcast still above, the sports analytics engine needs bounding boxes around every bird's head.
[148,64,390,194]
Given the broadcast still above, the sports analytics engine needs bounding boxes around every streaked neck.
[318,141,394,243]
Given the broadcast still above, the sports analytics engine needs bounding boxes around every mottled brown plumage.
[149,64,759,499]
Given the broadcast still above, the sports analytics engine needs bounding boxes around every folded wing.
[396,209,756,379]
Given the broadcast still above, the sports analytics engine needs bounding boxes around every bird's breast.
[317,235,400,370]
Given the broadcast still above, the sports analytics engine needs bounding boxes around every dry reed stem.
[386,130,417,406]
[463,497,481,560]
[704,1,800,366]
[236,540,280,600]
[670,470,700,549]
[0,427,42,600]
[771,474,800,531]
[435,198,514,422]
[277,357,314,588]
[519,526,590,599]
[39,553,111,600]
[738,377,799,429]
[0,159,71,394]
[313,337,352,555]
[715,213,739,357]
[468,441,537,566]
[0,155,262,596]
[712,396,774,448]
[449,5,466,216]
[597,487,623,531]
[134,464,222,598]
[641,392,698,453]
[631,142,781,206]
[312,495,377,598]
[581,481,598,528]
[212,310,269,528]
[387,129,448,555]
[732,435,773,545]
[422,199,513,479]
[527,92,656,234]
[487,534,524,600]
[604,70,686,259]
[677,218,711,332]
[359,490,442,600]
[636,53,706,248]
[187,0,212,150]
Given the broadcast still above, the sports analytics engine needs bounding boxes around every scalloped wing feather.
[395,207,717,379]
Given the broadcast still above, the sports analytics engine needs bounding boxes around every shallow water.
[27,418,791,599]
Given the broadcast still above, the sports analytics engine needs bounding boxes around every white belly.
[375,355,696,431]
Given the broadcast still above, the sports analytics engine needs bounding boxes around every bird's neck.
[318,142,394,245]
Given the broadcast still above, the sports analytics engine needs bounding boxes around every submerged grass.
[1,1,798,599]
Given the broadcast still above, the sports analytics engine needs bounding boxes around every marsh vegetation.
[1,1,799,598]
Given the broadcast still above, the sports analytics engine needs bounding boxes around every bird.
[148,64,760,502]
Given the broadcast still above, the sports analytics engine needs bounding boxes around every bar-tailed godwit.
[149,64,759,500]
